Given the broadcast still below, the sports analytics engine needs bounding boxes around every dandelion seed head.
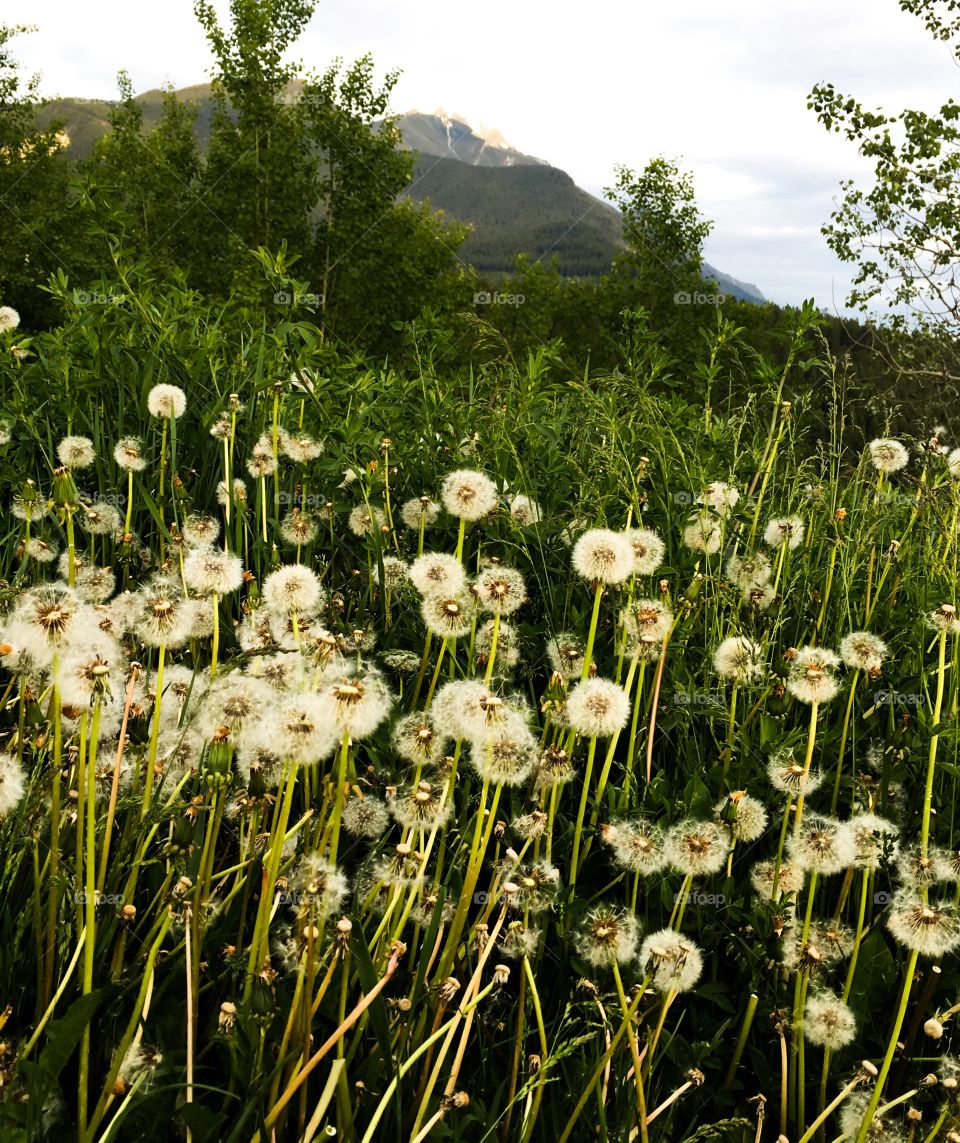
[281,432,323,463]
[318,667,393,740]
[440,469,499,521]
[183,548,243,596]
[868,438,910,474]
[572,528,635,584]
[602,818,667,876]
[787,647,842,705]
[545,632,588,681]
[0,753,26,815]
[389,780,451,830]
[420,591,476,639]
[565,677,630,737]
[576,906,640,968]
[664,819,728,876]
[749,859,802,899]
[408,553,467,597]
[682,512,722,555]
[840,631,888,672]
[56,435,96,469]
[347,503,385,537]
[804,993,857,1049]
[623,598,673,646]
[467,711,537,786]
[262,564,324,617]
[509,493,542,526]
[0,306,20,333]
[147,384,187,419]
[78,501,120,535]
[789,814,857,875]
[888,892,960,957]
[847,813,900,870]
[400,495,440,531]
[342,796,391,839]
[763,515,805,550]
[113,437,147,472]
[391,712,447,768]
[640,929,703,993]
[715,792,768,842]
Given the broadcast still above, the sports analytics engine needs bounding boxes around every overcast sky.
[13,0,960,309]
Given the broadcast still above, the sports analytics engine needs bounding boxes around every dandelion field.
[3,291,960,1143]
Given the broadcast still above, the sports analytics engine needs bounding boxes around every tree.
[809,0,960,382]
[0,24,74,327]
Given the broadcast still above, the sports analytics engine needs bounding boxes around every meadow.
[0,278,957,1143]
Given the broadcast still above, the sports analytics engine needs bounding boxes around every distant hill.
[36,90,764,301]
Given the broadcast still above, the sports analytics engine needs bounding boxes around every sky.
[13,0,960,309]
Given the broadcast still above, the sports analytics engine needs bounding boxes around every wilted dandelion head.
[639,929,703,993]
[476,618,519,671]
[928,603,960,635]
[182,513,221,549]
[840,631,888,672]
[565,677,630,737]
[0,753,26,815]
[391,712,447,768]
[281,431,323,463]
[847,813,900,870]
[420,591,476,639]
[246,442,277,479]
[113,437,147,472]
[713,635,764,683]
[389,780,451,831]
[763,515,805,550]
[766,751,823,797]
[347,503,386,537]
[440,469,499,521]
[789,814,856,875]
[78,501,121,536]
[887,892,960,957]
[534,744,574,789]
[25,538,57,564]
[625,527,665,575]
[715,791,768,842]
[262,564,324,617]
[183,548,243,596]
[664,818,728,876]
[400,495,441,531]
[623,598,672,646]
[473,565,526,616]
[749,859,802,899]
[571,528,635,584]
[601,818,666,875]
[699,481,741,515]
[803,993,857,1049]
[682,512,722,555]
[546,632,588,681]
[147,384,187,419]
[409,553,467,597]
[725,551,772,589]
[289,854,348,917]
[576,906,640,968]
[377,555,408,591]
[787,646,842,705]
[868,438,910,474]
[509,493,542,526]
[57,435,96,470]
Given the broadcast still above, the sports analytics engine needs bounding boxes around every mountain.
[35,91,764,301]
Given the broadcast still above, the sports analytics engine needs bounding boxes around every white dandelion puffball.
[664,819,729,876]
[0,306,20,333]
[440,469,499,522]
[113,437,147,472]
[509,493,542,525]
[839,631,888,673]
[948,447,960,478]
[572,528,635,584]
[147,384,187,419]
[57,436,96,469]
[713,636,764,683]
[787,646,842,705]
[698,481,740,515]
[640,929,704,993]
[565,677,630,737]
[183,548,244,596]
[400,496,441,531]
[408,553,467,597]
[626,527,665,575]
[868,438,909,474]
[682,512,722,555]
[763,516,805,550]
[262,564,324,617]
[887,892,960,957]
[803,993,856,1049]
